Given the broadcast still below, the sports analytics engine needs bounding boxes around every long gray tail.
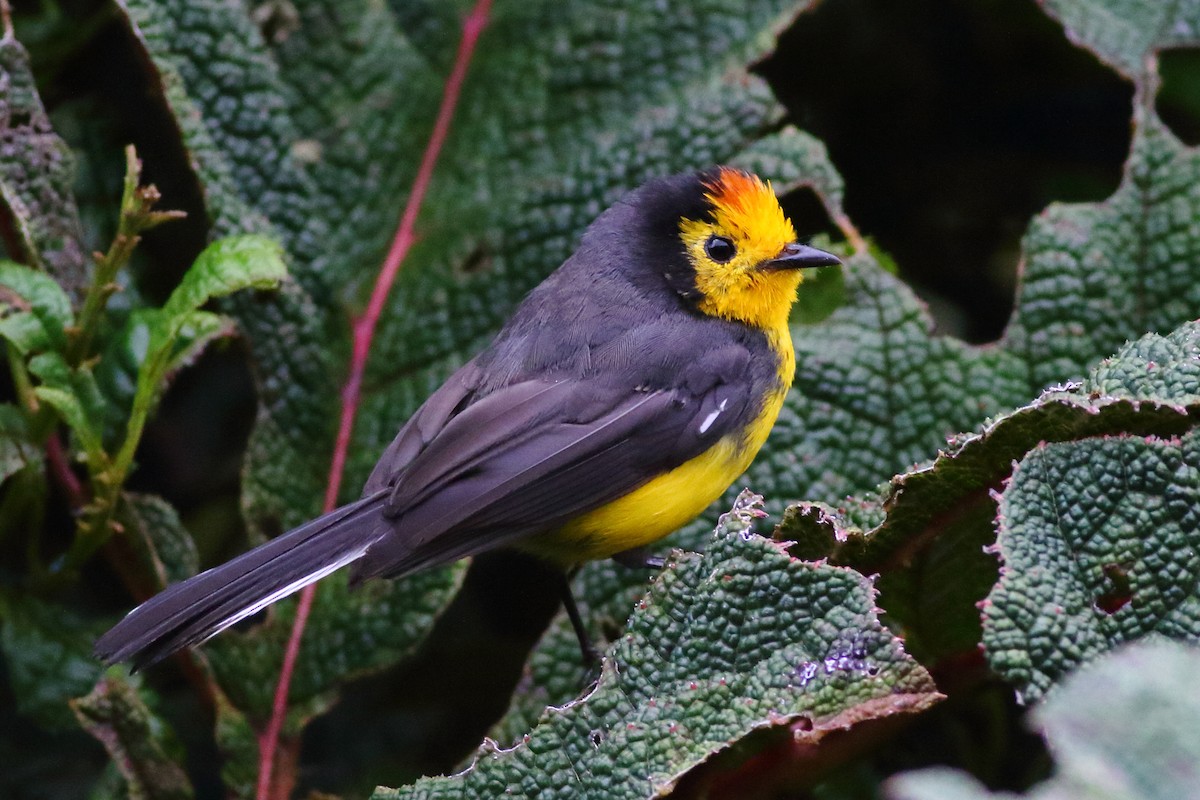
[95,493,388,670]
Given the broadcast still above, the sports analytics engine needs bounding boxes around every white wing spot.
[699,398,729,434]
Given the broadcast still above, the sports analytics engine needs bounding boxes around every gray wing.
[352,373,752,581]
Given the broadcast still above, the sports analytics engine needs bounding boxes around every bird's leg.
[558,572,600,665]
[611,546,665,570]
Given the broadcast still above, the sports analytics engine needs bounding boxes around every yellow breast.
[526,328,794,566]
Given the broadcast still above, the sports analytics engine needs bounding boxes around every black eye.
[704,235,736,263]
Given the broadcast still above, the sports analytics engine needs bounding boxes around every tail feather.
[95,493,389,670]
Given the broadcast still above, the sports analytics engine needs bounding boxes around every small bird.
[95,167,840,669]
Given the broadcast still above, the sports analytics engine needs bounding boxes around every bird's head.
[637,167,840,331]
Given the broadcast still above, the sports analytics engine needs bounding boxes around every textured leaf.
[777,321,1200,662]
[0,30,87,296]
[70,674,193,800]
[886,640,1200,800]
[762,253,1029,509]
[1002,108,1200,391]
[0,595,105,729]
[803,321,1200,568]
[767,99,1200,526]
[212,697,261,800]
[117,493,200,590]
[0,259,74,354]
[742,87,1200,662]
[982,429,1200,703]
[1040,0,1200,80]
[378,494,940,799]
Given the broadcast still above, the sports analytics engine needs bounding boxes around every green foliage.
[70,675,193,800]
[776,322,1200,662]
[984,428,1200,703]
[0,594,105,729]
[887,640,1200,800]
[4,0,1200,797]
[0,28,87,294]
[378,494,940,799]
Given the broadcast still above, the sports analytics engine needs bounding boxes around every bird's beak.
[762,242,842,271]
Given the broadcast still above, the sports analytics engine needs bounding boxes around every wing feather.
[353,377,750,581]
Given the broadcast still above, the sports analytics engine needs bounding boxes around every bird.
[95,167,841,670]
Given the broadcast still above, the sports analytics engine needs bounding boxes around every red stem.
[254,3,493,798]
[46,432,85,508]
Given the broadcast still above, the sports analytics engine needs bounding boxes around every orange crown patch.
[702,168,796,250]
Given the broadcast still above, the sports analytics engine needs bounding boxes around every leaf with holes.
[1039,0,1200,81]
[379,496,940,800]
[776,321,1200,663]
[982,429,1200,703]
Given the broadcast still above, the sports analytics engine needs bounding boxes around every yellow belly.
[524,385,788,565]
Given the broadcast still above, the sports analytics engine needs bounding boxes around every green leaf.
[0,30,88,296]
[811,321,1200,569]
[982,428,1200,704]
[70,674,193,800]
[377,494,940,799]
[770,253,1030,507]
[110,234,284,493]
[157,235,286,326]
[886,640,1200,800]
[1039,0,1200,81]
[777,321,1200,663]
[1002,109,1200,391]
[212,696,259,800]
[0,259,75,354]
[163,310,232,372]
[734,88,1200,666]
[29,351,109,464]
[0,595,106,729]
[116,493,200,590]
[757,103,1200,523]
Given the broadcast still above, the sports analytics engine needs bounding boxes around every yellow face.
[678,168,801,332]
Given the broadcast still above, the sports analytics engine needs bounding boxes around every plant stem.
[254,2,493,797]
[58,145,183,570]
[67,147,140,367]
[67,145,184,368]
